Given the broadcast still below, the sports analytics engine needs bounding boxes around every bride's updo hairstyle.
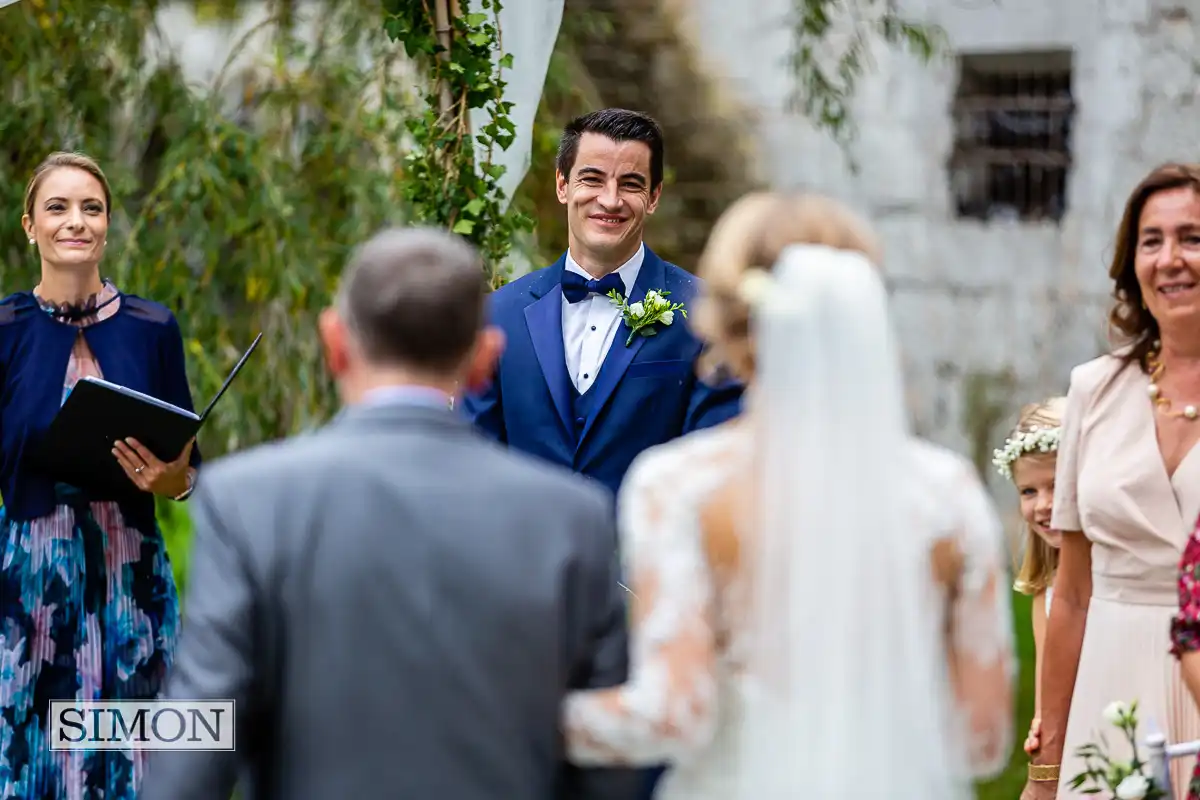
[691,191,882,384]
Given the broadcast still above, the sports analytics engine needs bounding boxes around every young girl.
[992,396,1066,757]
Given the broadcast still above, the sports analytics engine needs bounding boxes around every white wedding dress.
[561,245,1016,798]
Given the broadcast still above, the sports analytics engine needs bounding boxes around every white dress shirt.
[561,244,644,394]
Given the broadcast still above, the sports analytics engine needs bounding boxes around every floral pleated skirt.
[0,486,180,799]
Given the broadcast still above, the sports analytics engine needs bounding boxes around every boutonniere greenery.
[606,288,687,346]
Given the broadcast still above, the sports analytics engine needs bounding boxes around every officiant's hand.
[113,437,194,497]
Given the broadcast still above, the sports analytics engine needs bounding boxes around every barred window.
[950,51,1074,224]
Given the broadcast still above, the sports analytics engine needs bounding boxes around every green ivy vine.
[382,0,534,286]
[788,0,947,151]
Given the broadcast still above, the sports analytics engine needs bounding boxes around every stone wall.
[675,0,1200,490]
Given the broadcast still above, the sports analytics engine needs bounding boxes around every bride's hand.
[930,536,964,600]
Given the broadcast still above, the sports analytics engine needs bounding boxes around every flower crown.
[992,426,1061,480]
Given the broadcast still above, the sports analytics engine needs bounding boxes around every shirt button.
[591,326,597,331]
[575,417,586,425]
[583,373,589,380]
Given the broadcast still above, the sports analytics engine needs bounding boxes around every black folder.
[32,333,263,497]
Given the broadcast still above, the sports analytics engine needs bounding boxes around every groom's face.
[557,133,660,267]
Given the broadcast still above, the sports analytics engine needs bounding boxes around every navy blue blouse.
[0,290,203,532]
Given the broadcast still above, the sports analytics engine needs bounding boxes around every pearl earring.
[28,238,34,245]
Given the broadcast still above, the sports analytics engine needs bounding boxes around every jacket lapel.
[522,256,573,433]
[575,249,667,449]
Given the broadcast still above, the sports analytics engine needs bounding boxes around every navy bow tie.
[561,270,625,304]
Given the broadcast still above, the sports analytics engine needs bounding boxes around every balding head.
[335,226,487,372]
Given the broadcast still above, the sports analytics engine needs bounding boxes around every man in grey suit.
[141,227,637,800]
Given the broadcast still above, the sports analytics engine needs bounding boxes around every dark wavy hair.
[1109,163,1200,370]
[555,108,664,191]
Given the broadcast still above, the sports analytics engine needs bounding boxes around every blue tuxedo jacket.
[461,248,743,497]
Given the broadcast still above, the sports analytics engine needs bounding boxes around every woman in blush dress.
[1024,163,1200,800]
[559,192,1016,799]
[0,152,200,799]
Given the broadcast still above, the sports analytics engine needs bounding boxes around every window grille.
[950,51,1074,224]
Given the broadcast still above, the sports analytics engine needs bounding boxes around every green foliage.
[157,497,194,595]
[976,589,1035,800]
[788,0,947,148]
[381,0,535,286]
[0,0,414,461]
[962,368,1018,479]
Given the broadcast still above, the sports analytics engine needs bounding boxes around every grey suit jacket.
[141,401,637,800]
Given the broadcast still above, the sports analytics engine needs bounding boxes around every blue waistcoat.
[569,382,602,443]
[0,291,203,532]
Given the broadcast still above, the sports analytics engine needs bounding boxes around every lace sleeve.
[948,461,1017,780]
[561,449,720,766]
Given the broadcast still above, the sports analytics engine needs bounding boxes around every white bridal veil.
[734,244,968,799]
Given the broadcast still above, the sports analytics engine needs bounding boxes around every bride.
[561,192,1016,798]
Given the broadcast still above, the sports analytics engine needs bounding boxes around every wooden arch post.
[433,0,459,115]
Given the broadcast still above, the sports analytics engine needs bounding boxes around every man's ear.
[318,307,350,378]
[462,326,506,395]
[646,184,662,215]
[556,170,570,205]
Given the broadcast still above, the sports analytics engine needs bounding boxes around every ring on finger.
[135,465,145,474]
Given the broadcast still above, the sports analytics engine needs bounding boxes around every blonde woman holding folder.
[0,152,200,799]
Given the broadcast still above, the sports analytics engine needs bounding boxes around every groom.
[461,108,743,796]
[462,108,741,496]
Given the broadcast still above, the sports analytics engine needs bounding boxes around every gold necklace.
[1147,347,1200,420]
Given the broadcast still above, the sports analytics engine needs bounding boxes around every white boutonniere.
[606,288,687,346]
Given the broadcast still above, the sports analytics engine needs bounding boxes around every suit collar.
[563,243,645,297]
[330,401,471,435]
[623,246,665,304]
[524,271,572,432]
[528,245,663,300]
[527,255,566,300]
[359,384,451,410]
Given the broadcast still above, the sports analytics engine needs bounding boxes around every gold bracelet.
[172,469,196,502]
[1028,763,1060,782]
